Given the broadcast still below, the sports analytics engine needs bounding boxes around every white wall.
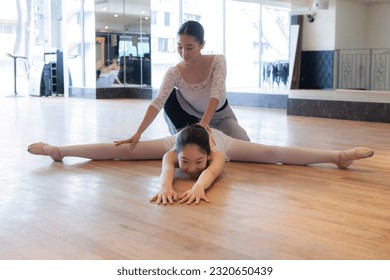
[335,1,390,50]
[335,1,367,49]
[301,1,390,51]
[301,0,336,51]
[366,3,390,49]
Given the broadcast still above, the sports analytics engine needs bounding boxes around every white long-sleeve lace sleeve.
[210,55,227,103]
[150,67,177,111]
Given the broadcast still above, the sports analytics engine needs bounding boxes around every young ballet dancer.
[27,124,374,205]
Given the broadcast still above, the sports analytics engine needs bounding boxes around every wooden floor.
[1,96,389,260]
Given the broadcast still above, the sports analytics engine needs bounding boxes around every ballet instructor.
[115,20,250,149]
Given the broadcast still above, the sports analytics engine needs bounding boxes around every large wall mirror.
[95,0,151,88]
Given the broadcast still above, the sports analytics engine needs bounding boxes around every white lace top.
[150,54,227,112]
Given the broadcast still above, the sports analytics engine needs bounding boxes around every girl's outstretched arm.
[179,150,225,205]
[150,150,178,205]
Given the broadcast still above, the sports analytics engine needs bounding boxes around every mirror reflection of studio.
[95,0,151,90]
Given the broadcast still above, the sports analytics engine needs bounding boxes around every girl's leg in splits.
[27,138,173,161]
[226,140,374,169]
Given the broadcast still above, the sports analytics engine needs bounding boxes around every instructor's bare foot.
[27,142,63,161]
[337,147,374,169]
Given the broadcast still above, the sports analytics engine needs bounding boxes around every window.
[158,38,168,52]
[151,11,157,25]
[183,14,201,22]
[119,36,138,57]
[0,24,16,34]
[164,12,170,26]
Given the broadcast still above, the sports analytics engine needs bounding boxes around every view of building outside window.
[0,3,19,96]
[260,6,290,89]
[0,0,95,97]
[225,0,261,89]
[182,0,224,55]
[0,0,290,97]
[149,0,180,87]
[150,0,290,91]
[0,0,48,97]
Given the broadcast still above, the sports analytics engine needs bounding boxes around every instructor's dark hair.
[176,124,210,155]
[177,20,205,44]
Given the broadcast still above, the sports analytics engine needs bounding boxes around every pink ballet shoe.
[27,142,63,161]
[337,147,374,169]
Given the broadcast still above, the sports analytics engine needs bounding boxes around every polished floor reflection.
[1,96,389,259]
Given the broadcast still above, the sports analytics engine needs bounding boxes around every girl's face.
[177,144,209,177]
[176,34,204,64]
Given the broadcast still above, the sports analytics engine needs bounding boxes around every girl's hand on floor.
[179,187,209,205]
[150,189,178,205]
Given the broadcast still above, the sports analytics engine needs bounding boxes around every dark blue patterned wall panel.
[299,51,334,89]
